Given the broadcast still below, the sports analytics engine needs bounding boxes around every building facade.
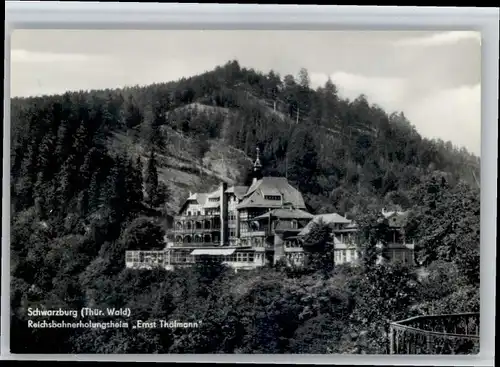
[125,148,415,271]
[298,211,415,266]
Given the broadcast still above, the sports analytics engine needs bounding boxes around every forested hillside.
[9,60,480,354]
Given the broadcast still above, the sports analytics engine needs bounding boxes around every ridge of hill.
[10,59,479,219]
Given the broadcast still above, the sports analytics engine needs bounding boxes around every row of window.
[224,252,255,263]
[174,236,220,243]
[174,232,238,241]
[126,250,260,264]
[285,253,305,259]
[334,249,357,263]
[185,210,221,216]
[176,222,221,230]
[126,251,167,264]
[384,249,413,263]
[284,240,301,248]
[264,195,281,201]
[337,234,354,243]
[182,211,238,219]
[333,248,414,264]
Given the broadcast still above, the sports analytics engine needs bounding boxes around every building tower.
[252,146,263,184]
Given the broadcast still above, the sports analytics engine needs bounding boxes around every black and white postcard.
[9,29,481,355]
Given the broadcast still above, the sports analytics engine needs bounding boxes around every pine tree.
[104,157,127,224]
[88,171,101,212]
[141,98,165,149]
[134,156,144,203]
[33,171,46,205]
[37,134,56,183]
[320,78,339,127]
[77,189,89,217]
[15,141,38,209]
[124,95,142,128]
[302,220,335,278]
[356,210,390,272]
[287,128,319,193]
[145,149,159,207]
[154,181,169,208]
[298,68,310,89]
[80,150,93,190]
[73,122,90,166]
[57,155,77,213]
[124,157,144,214]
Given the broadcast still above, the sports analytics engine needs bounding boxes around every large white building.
[125,148,415,271]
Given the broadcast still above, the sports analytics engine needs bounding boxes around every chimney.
[268,210,272,236]
[235,210,240,239]
[220,182,229,246]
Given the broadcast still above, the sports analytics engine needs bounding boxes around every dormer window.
[264,195,281,201]
[291,220,298,229]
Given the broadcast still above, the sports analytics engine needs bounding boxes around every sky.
[10,30,481,155]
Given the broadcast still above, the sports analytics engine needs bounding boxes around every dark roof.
[236,177,306,210]
[298,213,352,236]
[273,221,304,233]
[225,186,249,199]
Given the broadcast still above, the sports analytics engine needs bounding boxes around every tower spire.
[252,146,263,184]
[253,146,262,171]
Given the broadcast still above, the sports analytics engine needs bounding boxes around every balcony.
[174,214,219,221]
[240,231,267,238]
[173,227,221,234]
[170,242,221,248]
[389,313,479,354]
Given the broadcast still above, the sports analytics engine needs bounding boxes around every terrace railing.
[389,313,479,355]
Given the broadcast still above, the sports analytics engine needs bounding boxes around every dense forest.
[10,60,480,353]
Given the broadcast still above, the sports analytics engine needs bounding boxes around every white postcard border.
[2,3,498,365]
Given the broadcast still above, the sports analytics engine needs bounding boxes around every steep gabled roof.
[203,189,221,209]
[178,193,209,214]
[299,213,352,237]
[236,177,306,210]
[206,189,220,199]
[187,192,208,203]
[225,186,249,199]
